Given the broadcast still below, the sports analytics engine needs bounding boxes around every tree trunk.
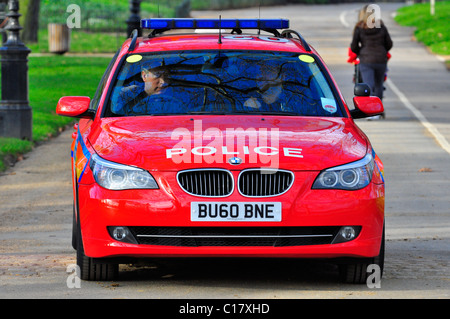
[22,0,40,44]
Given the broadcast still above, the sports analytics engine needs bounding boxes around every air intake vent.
[238,169,294,197]
[128,226,341,247]
[177,169,234,197]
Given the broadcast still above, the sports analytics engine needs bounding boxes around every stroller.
[347,48,390,119]
[347,47,390,85]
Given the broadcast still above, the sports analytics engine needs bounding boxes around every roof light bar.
[141,18,289,30]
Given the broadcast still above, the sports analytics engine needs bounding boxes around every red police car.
[57,18,385,283]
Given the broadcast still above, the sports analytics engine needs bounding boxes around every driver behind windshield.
[112,65,175,115]
[108,51,342,117]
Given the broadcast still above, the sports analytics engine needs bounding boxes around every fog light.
[340,227,356,240]
[113,227,129,241]
[332,226,361,244]
[108,226,138,244]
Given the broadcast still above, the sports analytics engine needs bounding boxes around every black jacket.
[351,24,393,64]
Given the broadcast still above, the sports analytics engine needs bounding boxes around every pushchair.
[347,47,390,85]
[347,48,390,119]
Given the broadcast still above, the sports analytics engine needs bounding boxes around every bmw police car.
[57,18,385,283]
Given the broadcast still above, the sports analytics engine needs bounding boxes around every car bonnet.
[88,116,368,172]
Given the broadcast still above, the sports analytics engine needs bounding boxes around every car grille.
[177,169,294,197]
[177,169,234,197]
[128,226,340,247]
[238,169,294,197]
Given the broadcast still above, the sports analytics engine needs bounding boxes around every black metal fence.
[40,6,128,33]
[39,0,190,34]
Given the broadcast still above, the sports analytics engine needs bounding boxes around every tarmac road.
[0,3,449,300]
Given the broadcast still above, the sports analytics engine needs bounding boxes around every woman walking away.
[351,5,393,107]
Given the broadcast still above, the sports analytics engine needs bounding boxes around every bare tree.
[22,0,40,43]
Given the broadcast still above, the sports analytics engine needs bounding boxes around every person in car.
[113,66,179,116]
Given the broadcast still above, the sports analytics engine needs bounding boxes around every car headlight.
[90,154,158,190]
[312,153,374,190]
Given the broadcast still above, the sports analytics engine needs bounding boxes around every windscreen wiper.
[186,111,228,115]
[230,111,301,116]
[257,111,301,116]
[180,111,301,116]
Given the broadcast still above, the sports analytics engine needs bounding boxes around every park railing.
[39,0,189,34]
[39,6,128,33]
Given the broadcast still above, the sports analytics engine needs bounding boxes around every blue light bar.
[141,18,289,30]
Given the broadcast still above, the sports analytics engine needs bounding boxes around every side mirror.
[354,83,371,97]
[351,96,384,119]
[56,96,94,119]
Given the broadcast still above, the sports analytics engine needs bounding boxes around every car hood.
[88,116,368,171]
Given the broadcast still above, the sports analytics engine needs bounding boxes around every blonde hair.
[356,4,384,29]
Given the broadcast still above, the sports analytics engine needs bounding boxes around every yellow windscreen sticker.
[299,55,315,63]
[127,55,143,63]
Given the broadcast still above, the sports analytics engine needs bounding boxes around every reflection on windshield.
[107,50,342,117]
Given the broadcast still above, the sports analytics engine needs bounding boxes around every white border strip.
[386,78,450,155]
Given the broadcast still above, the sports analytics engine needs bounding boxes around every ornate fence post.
[0,0,32,140]
[126,0,142,37]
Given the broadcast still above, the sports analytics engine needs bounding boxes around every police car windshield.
[106,50,343,117]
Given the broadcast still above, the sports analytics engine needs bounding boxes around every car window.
[90,49,120,112]
[105,50,343,117]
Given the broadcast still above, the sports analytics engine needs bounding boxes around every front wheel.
[339,226,385,284]
[76,222,119,281]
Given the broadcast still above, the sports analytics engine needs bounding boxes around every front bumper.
[77,171,384,260]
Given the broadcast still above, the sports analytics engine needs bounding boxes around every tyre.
[339,225,385,284]
[76,221,119,281]
[72,204,77,250]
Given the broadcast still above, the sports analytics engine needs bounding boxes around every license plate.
[191,202,282,222]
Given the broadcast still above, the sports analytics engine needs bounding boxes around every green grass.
[0,56,111,171]
[29,56,111,141]
[395,1,450,56]
[1,0,182,171]
[28,29,126,54]
[0,138,33,171]
[1,0,188,171]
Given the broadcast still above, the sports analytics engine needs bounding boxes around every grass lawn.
[0,56,111,171]
[1,0,184,171]
[28,30,126,54]
[0,138,34,171]
[395,1,450,56]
